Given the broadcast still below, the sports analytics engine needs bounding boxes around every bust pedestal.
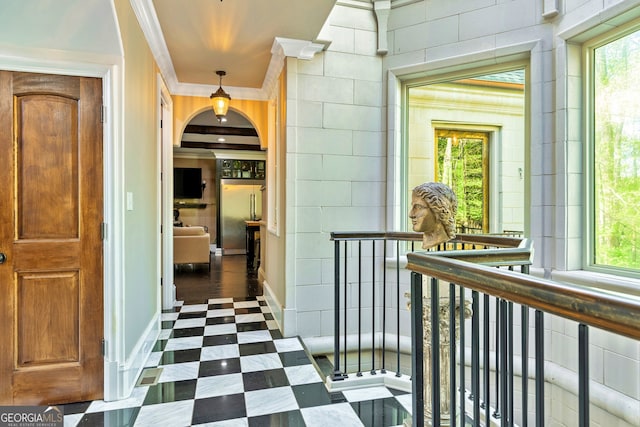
[406,283,472,427]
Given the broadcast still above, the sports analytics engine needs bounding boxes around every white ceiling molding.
[273,37,327,60]
[263,40,288,100]
[391,0,423,8]
[131,0,268,100]
[132,0,331,101]
[171,81,268,101]
[336,0,426,11]
[336,0,374,11]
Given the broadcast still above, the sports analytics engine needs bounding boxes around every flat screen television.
[174,167,202,198]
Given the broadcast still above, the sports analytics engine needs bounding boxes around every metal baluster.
[507,268,514,426]
[522,305,529,427]
[459,286,466,426]
[343,241,349,378]
[332,239,343,380]
[472,291,480,425]
[521,264,530,426]
[449,284,457,427]
[494,297,501,420]
[410,272,424,426]
[371,240,376,375]
[508,302,514,426]
[535,310,544,427]
[357,240,362,376]
[578,324,590,427]
[500,299,508,426]
[431,277,441,427]
[381,240,387,374]
[483,294,491,424]
[396,240,401,377]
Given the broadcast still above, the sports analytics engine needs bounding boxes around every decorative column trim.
[542,0,559,19]
[374,0,391,55]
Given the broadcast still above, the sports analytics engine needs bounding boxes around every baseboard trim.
[262,280,283,329]
[106,311,160,401]
[262,280,298,336]
[325,370,412,394]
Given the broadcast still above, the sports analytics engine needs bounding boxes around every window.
[436,130,490,233]
[404,69,526,236]
[589,28,640,272]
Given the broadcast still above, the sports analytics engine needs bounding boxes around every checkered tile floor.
[62,296,412,426]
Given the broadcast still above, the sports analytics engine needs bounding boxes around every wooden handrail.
[406,252,640,341]
[330,231,525,246]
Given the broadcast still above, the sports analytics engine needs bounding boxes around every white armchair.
[173,226,211,270]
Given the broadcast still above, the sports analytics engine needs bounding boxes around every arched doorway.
[172,108,266,301]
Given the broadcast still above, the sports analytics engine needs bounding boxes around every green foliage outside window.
[437,136,486,233]
[593,30,640,270]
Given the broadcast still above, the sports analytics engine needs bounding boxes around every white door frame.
[0,51,124,401]
[158,74,175,310]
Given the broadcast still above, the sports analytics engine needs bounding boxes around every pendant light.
[210,70,231,121]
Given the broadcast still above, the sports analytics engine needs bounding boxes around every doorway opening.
[172,108,265,303]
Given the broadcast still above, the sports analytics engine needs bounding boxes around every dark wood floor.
[174,254,262,304]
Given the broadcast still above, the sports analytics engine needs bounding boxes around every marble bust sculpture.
[409,182,458,249]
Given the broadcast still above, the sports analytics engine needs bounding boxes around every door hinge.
[101,105,106,123]
[100,222,107,240]
[101,339,106,356]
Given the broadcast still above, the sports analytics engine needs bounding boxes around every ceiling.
[140,0,337,99]
[140,0,338,151]
[0,0,336,97]
[0,0,338,149]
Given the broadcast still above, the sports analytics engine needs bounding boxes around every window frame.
[583,20,640,278]
[400,64,528,239]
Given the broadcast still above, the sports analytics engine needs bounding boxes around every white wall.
[283,0,640,425]
[285,4,386,338]
[383,0,640,425]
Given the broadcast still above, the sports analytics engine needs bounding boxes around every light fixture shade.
[211,70,231,120]
[210,87,230,119]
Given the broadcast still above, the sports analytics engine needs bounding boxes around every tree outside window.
[436,130,489,233]
[593,30,640,270]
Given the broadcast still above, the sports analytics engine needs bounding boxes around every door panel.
[18,272,80,366]
[0,71,103,405]
[17,94,79,239]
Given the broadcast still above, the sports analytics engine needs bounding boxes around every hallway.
[174,255,263,303]
[62,257,412,426]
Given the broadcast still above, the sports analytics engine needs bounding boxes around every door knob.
[0,253,5,264]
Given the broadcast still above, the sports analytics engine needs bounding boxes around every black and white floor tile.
[63,296,412,426]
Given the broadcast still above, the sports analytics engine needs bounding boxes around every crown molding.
[273,37,328,60]
[130,0,178,90]
[132,0,329,101]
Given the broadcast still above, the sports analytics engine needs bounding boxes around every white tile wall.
[323,104,382,131]
[298,74,354,104]
[353,130,385,157]
[283,1,640,425]
[295,101,323,128]
[354,80,382,106]
[324,51,381,82]
[295,258,323,286]
[296,127,352,155]
[324,25,355,54]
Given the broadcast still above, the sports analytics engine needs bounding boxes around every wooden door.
[0,71,104,404]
